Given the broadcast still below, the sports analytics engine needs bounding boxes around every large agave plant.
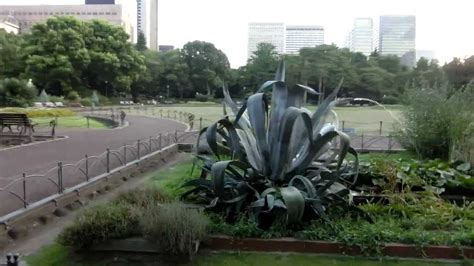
[182,61,360,228]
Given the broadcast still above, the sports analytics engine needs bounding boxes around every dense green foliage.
[396,85,474,161]
[141,202,209,255]
[0,78,37,107]
[59,186,208,255]
[358,157,473,195]
[58,203,140,248]
[209,196,474,254]
[1,17,145,101]
[182,63,362,229]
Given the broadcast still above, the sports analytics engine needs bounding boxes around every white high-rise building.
[247,22,285,58]
[379,15,416,67]
[285,25,324,54]
[136,0,145,37]
[149,0,158,51]
[346,18,373,56]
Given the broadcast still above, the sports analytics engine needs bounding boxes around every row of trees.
[1,16,474,106]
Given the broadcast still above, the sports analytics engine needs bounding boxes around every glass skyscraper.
[379,15,416,67]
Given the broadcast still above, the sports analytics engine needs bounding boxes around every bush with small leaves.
[140,202,209,255]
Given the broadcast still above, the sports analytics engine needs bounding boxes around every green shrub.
[0,107,76,117]
[381,95,399,104]
[195,93,209,102]
[80,98,92,107]
[66,90,80,102]
[49,96,64,103]
[0,78,37,107]
[141,202,209,255]
[58,204,139,248]
[26,108,76,117]
[396,86,473,160]
[113,186,171,207]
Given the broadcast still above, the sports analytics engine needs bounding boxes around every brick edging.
[203,235,474,260]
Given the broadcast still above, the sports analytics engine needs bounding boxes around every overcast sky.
[1,0,473,68]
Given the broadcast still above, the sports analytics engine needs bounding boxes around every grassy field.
[0,108,107,129]
[129,103,403,135]
[32,116,107,129]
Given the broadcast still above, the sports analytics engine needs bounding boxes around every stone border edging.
[203,235,474,260]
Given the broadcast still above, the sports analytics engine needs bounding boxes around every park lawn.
[26,243,467,266]
[32,116,107,129]
[138,103,403,134]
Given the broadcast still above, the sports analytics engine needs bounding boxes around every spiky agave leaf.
[183,60,362,228]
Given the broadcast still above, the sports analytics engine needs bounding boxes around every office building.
[0,4,133,40]
[247,22,285,58]
[85,0,115,4]
[149,0,159,51]
[285,25,324,54]
[379,15,416,67]
[136,0,145,37]
[346,18,373,56]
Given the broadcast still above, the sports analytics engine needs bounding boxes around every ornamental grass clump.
[141,202,209,255]
[182,61,363,229]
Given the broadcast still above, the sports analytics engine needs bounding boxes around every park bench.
[0,113,37,136]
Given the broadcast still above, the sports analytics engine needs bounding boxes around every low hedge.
[0,107,76,117]
[58,186,209,254]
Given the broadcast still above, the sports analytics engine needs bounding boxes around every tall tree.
[444,56,474,88]
[135,31,147,51]
[159,49,191,99]
[83,20,145,97]
[23,17,91,96]
[0,29,24,79]
[181,41,230,97]
[23,17,145,97]
[243,42,280,91]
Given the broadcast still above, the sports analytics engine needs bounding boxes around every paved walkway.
[0,115,185,216]
[0,115,185,177]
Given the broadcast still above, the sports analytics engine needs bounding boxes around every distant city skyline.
[379,15,416,67]
[0,0,473,68]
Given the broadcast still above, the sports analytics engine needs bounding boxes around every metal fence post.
[388,134,393,151]
[160,109,163,118]
[58,162,63,193]
[85,154,89,181]
[86,116,90,128]
[361,133,365,150]
[342,120,345,131]
[149,136,152,152]
[137,140,141,160]
[159,133,162,150]
[22,173,27,208]
[379,121,383,135]
[106,148,110,173]
[175,130,178,143]
[123,144,127,165]
[199,117,203,131]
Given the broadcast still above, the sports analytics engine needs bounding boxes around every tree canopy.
[23,16,145,97]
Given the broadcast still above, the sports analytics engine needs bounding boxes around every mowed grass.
[131,103,403,134]
[32,116,107,129]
